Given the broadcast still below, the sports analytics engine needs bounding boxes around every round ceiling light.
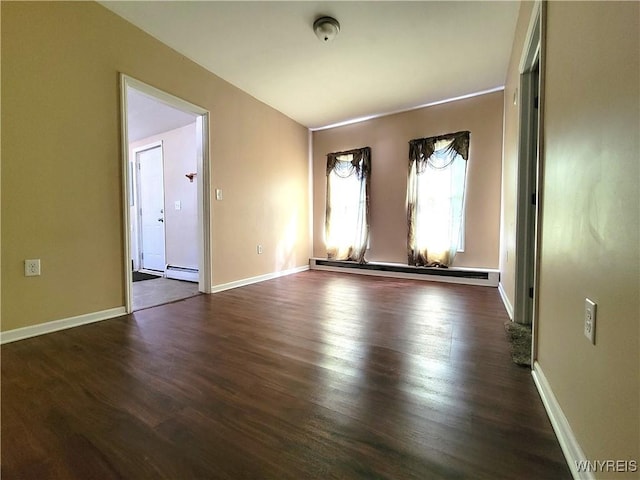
[313,16,340,43]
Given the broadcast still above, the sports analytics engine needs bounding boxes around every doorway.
[120,75,212,313]
[514,2,543,363]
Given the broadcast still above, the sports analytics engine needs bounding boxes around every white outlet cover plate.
[25,259,41,276]
[584,298,596,344]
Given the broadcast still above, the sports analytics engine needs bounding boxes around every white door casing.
[137,144,166,272]
[515,1,543,363]
[120,74,212,314]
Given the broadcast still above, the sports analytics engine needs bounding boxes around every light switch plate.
[215,189,223,201]
[174,201,181,210]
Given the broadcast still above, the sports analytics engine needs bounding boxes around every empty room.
[1,2,638,479]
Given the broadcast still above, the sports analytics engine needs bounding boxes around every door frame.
[120,74,212,313]
[134,141,165,273]
[514,1,544,363]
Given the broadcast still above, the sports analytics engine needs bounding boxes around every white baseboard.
[498,282,514,320]
[1,306,127,345]
[211,265,309,294]
[2,266,309,343]
[532,362,593,480]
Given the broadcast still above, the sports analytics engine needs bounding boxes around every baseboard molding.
[1,307,127,345]
[211,265,309,294]
[532,362,593,480]
[3,267,309,343]
[309,258,499,287]
[498,282,514,320]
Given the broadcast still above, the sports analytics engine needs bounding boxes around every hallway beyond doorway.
[132,277,200,310]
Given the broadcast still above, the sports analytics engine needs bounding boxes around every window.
[325,147,371,263]
[407,131,470,267]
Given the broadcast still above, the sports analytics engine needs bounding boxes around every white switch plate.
[174,200,181,210]
[584,298,597,345]
[215,189,223,201]
[25,259,41,276]
[257,244,263,254]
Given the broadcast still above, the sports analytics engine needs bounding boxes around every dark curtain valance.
[326,147,371,178]
[408,131,470,170]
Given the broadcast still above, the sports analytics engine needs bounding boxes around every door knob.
[158,218,164,222]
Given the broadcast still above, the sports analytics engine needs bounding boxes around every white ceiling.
[105,1,520,130]
[127,88,197,142]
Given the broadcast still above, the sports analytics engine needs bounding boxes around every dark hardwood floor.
[1,271,571,479]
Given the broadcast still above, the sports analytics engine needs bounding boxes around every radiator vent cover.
[165,265,198,282]
[310,259,499,287]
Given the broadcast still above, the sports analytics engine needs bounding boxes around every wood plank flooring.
[1,271,571,479]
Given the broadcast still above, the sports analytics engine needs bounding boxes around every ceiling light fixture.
[313,16,340,43]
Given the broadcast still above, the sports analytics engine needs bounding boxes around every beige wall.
[312,91,504,268]
[130,123,199,270]
[1,2,310,332]
[0,0,3,325]
[537,1,639,471]
[502,1,640,472]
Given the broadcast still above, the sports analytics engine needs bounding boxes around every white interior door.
[137,145,166,272]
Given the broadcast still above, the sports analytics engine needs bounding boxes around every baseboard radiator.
[309,258,499,287]
[165,265,198,282]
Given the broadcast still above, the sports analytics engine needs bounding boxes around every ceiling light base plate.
[313,16,340,42]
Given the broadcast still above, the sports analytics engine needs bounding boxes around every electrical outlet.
[25,259,41,277]
[257,245,263,254]
[584,298,597,345]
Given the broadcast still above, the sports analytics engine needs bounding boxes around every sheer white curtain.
[407,132,469,267]
[325,148,371,263]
